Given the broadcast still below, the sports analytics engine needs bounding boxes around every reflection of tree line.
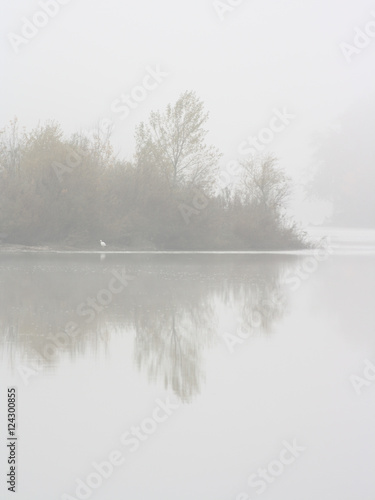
[0,255,295,401]
[134,302,215,403]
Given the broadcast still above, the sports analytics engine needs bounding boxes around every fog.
[1,4,375,498]
[2,0,374,226]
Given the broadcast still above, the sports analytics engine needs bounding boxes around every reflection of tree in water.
[208,256,290,336]
[0,258,119,370]
[237,273,288,335]
[0,254,295,400]
[134,297,215,403]
[131,255,291,402]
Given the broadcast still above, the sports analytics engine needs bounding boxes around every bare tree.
[135,91,221,191]
[240,155,291,218]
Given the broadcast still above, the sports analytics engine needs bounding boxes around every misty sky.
[1,0,374,224]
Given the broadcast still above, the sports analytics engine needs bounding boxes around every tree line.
[0,91,306,250]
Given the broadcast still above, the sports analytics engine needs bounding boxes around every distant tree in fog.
[230,155,303,249]
[135,91,221,191]
[0,93,306,250]
[241,155,290,217]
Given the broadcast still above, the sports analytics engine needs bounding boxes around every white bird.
[100,240,106,247]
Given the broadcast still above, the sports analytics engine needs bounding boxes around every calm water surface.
[1,229,375,499]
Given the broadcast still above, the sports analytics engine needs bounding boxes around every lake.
[1,228,375,500]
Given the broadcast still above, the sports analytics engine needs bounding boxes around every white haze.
[1,0,374,224]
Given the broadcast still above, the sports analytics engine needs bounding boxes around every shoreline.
[0,245,309,255]
[2,227,375,255]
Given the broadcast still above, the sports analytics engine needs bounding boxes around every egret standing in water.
[100,240,106,248]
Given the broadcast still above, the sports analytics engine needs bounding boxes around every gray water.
[1,229,375,500]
